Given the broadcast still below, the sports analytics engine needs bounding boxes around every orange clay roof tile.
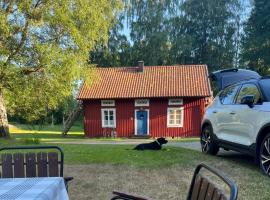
[77,65,211,99]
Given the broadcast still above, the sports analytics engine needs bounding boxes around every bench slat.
[14,153,25,178]
[212,188,222,200]
[204,182,215,200]
[26,153,36,177]
[1,154,13,178]
[37,152,48,177]
[48,152,59,177]
[198,177,209,200]
[191,175,202,200]
[220,193,227,200]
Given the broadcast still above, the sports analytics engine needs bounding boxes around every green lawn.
[61,144,208,166]
[0,140,269,199]
[8,122,200,143]
[1,124,269,199]
[10,122,83,133]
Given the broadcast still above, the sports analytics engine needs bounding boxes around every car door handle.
[230,111,236,115]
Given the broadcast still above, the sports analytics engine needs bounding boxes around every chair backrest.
[187,163,238,200]
[0,146,64,178]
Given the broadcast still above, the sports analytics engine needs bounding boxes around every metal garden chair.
[111,163,238,200]
[0,146,73,191]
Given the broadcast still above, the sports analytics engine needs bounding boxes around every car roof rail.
[260,76,270,79]
[220,68,238,73]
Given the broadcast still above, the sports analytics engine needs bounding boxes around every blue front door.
[136,111,148,135]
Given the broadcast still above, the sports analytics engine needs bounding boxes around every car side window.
[236,84,261,104]
[219,85,239,105]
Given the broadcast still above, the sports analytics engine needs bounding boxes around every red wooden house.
[77,63,212,138]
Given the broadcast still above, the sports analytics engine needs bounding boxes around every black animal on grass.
[134,137,168,150]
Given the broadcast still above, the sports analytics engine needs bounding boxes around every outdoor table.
[0,177,68,200]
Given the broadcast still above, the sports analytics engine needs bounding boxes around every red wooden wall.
[83,98,205,138]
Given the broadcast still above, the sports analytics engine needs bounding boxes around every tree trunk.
[62,103,82,136]
[51,114,54,127]
[0,89,10,138]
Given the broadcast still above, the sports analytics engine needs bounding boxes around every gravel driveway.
[168,141,201,151]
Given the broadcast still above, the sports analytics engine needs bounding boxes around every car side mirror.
[241,95,255,108]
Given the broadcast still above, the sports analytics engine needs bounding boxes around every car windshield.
[259,79,270,101]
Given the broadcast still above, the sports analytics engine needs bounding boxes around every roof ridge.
[95,65,208,70]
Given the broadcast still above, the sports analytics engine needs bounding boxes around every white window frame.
[167,107,184,128]
[101,100,115,107]
[101,108,116,128]
[168,98,183,105]
[135,99,149,107]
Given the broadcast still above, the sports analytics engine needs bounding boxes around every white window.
[167,107,184,127]
[101,108,116,128]
[168,99,183,105]
[135,99,149,107]
[101,100,115,107]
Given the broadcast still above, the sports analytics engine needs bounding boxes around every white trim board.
[101,100,115,107]
[135,99,149,107]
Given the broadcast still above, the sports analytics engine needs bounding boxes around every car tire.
[259,133,270,176]
[201,125,219,155]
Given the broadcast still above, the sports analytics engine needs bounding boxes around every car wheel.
[259,133,270,175]
[201,125,219,155]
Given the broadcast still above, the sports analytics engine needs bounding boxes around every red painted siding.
[149,98,204,137]
[83,98,205,138]
[115,100,134,137]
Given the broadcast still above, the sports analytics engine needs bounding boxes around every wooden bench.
[111,163,238,200]
[0,146,73,191]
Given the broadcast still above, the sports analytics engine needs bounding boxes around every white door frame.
[134,109,149,135]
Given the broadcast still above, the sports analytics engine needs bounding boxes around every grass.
[1,124,269,199]
[9,121,84,139]
[62,144,270,200]
[61,144,270,200]
[0,139,269,199]
[60,144,207,166]
[8,122,200,143]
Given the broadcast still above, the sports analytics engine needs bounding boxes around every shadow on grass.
[11,133,85,139]
[217,151,258,172]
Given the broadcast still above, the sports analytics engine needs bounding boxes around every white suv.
[201,69,270,175]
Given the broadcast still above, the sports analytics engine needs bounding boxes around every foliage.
[0,0,122,128]
[91,15,132,67]
[175,0,239,71]
[241,0,270,75]
[91,0,241,71]
[126,0,180,66]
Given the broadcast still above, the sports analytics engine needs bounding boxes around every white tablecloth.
[0,177,69,200]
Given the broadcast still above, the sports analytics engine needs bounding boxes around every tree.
[95,0,240,69]
[241,0,270,75]
[126,0,179,66]
[177,0,239,71]
[91,15,132,67]
[0,0,122,137]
